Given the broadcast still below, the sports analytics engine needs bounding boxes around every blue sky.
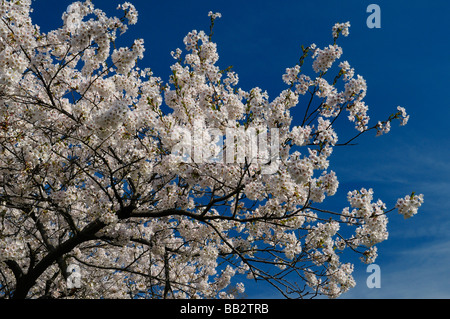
[30,0,450,298]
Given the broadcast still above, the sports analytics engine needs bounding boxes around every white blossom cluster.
[0,0,423,300]
[208,11,222,20]
[396,193,424,219]
[376,105,410,136]
[0,237,26,262]
[282,65,301,85]
[117,2,138,25]
[112,39,145,74]
[332,21,351,39]
[397,106,410,126]
[312,45,343,73]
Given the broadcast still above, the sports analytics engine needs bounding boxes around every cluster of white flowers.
[397,106,410,126]
[62,2,86,34]
[95,100,130,132]
[341,188,391,247]
[332,21,351,38]
[235,282,245,294]
[282,232,302,259]
[117,2,138,25]
[294,74,312,95]
[344,74,367,101]
[0,0,32,89]
[316,117,338,145]
[348,101,370,132]
[312,44,343,73]
[288,125,312,146]
[0,46,28,87]
[112,39,145,74]
[376,105,410,136]
[376,120,391,136]
[208,11,222,20]
[282,65,301,85]
[244,181,266,201]
[183,29,208,51]
[215,265,236,292]
[338,60,355,81]
[323,263,356,298]
[315,78,334,99]
[287,151,314,184]
[0,238,25,261]
[100,210,119,225]
[318,170,339,196]
[306,220,340,250]
[361,246,378,264]
[396,193,424,219]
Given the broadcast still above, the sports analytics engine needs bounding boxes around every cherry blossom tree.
[0,1,423,299]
